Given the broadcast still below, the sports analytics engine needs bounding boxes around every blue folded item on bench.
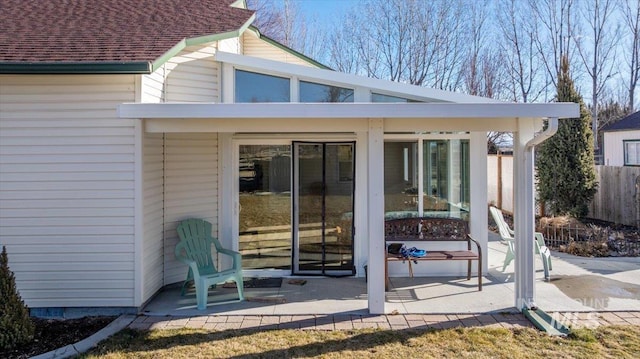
[407,247,426,257]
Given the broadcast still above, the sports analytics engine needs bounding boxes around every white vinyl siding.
[242,32,317,67]
[162,133,218,285]
[603,130,640,166]
[141,67,165,103]
[0,75,136,307]
[165,43,220,102]
[142,132,165,302]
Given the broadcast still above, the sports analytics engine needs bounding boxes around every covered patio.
[121,100,577,314]
[139,232,640,317]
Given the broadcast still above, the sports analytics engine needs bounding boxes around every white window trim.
[624,140,640,166]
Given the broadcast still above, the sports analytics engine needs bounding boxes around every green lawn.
[82,325,640,358]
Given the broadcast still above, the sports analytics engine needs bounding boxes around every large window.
[300,81,354,102]
[235,70,290,103]
[384,139,469,220]
[625,140,640,166]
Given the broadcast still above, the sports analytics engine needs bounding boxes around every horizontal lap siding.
[165,43,219,102]
[0,75,136,308]
[141,67,166,303]
[242,33,316,67]
[163,133,218,285]
[142,133,165,302]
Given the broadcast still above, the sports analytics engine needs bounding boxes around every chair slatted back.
[490,206,513,240]
[176,218,218,273]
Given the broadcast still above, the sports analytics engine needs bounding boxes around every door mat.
[246,296,286,304]
[287,279,307,286]
[222,277,283,288]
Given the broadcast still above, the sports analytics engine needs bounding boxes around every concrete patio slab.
[141,232,639,316]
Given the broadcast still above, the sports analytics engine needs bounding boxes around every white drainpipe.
[519,117,558,310]
[526,117,559,149]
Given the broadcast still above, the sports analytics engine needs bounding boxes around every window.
[383,139,470,220]
[300,81,354,102]
[235,70,290,103]
[372,93,421,103]
[624,140,640,166]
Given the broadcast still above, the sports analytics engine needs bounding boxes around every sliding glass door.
[293,142,355,275]
[238,145,292,270]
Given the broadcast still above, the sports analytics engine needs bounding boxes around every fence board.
[588,166,640,227]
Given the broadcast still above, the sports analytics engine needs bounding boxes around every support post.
[513,119,537,310]
[470,132,488,275]
[367,118,385,314]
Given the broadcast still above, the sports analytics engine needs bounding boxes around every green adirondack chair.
[175,218,244,310]
[489,206,552,280]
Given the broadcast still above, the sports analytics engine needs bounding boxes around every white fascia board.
[215,51,501,104]
[118,102,579,120]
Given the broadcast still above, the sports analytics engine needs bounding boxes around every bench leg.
[467,259,471,280]
[385,258,389,292]
[478,257,483,291]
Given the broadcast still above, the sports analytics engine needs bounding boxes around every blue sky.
[294,0,359,24]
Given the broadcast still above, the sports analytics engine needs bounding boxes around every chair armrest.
[217,248,242,267]
[534,232,547,248]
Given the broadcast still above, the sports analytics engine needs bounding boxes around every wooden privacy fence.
[589,166,640,228]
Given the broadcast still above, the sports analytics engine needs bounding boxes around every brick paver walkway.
[128,311,640,331]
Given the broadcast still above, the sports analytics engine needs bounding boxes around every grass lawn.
[82,325,640,358]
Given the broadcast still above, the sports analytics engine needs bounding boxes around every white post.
[367,118,385,314]
[513,119,537,310]
[469,132,488,274]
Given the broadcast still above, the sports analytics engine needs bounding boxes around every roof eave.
[149,14,256,72]
[0,61,153,74]
[118,102,580,120]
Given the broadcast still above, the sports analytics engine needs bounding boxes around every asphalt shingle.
[0,0,254,63]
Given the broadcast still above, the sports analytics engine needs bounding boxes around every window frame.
[234,69,291,103]
[623,139,640,166]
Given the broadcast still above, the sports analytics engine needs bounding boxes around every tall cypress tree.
[0,245,34,350]
[536,56,598,218]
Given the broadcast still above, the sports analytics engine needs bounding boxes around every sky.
[294,0,359,24]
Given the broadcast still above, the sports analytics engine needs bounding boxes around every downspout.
[525,117,558,149]
[521,117,558,311]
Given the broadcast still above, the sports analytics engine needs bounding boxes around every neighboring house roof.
[601,111,640,132]
[0,0,254,74]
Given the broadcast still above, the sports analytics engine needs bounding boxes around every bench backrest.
[385,217,469,242]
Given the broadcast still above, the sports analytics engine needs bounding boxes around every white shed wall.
[0,75,137,307]
[162,133,219,285]
[603,130,640,166]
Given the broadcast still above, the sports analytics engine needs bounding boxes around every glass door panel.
[238,145,291,270]
[293,142,355,275]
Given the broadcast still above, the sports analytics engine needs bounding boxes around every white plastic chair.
[489,206,552,280]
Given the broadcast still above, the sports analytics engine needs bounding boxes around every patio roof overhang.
[118,102,579,133]
[122,100,580,314]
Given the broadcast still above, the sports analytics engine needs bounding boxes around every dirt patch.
[0,316,115,359]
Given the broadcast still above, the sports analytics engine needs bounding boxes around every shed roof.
[602,111,640,132]
[0,0,254,73]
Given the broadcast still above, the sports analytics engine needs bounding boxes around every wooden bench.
[385,217,482,291]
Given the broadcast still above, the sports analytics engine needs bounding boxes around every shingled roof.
[602,111,640,132]
[0,0,254,73]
